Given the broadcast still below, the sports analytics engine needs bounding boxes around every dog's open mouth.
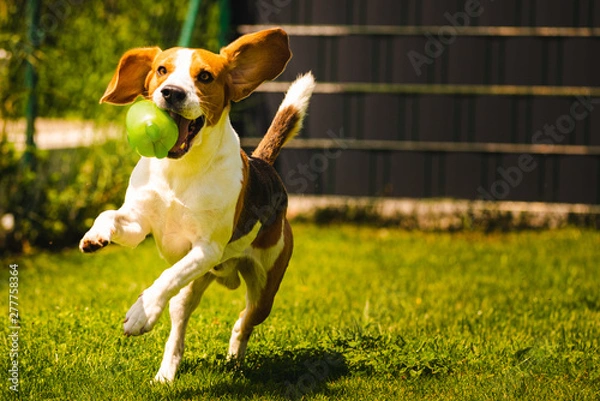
[167,113,205,159]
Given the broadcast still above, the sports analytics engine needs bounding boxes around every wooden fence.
[230,0,600,204]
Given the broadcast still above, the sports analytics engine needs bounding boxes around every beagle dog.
[79,28,315,382]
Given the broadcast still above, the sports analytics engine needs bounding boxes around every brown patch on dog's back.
[229,153,288,244]
[231,152,250,236]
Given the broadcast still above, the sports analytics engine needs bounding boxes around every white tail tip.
[279,72,316,115]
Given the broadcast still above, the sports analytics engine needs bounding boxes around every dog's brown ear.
[100,47,161,105]
[221,28,292,102]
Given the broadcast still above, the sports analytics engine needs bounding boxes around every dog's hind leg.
[155,274,215,383]
[228,220,293,360]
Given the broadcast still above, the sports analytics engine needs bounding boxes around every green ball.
[125,100,179,159]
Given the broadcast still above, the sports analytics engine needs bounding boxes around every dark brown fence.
[230,0,600,204]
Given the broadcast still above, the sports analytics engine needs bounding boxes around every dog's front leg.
[123,242,223,336]
[80,208,149,253]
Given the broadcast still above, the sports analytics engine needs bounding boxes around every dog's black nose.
[161,85,186,104]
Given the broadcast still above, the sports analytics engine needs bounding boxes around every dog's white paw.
[153,370,175,384]
[79,229,111,253]
[123,291,165,336]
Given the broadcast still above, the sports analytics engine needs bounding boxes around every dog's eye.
[197,71,213,83]
[157,66,167,76]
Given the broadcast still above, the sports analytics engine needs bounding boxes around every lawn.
[2,224,599,400]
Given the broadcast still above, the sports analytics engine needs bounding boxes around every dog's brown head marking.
[99,28,292,158]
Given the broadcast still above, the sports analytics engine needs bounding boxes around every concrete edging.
[287,195,600,230]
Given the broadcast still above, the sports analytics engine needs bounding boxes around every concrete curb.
[288,195,600,230]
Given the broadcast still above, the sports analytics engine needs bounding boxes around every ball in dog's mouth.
[167,112,205,159]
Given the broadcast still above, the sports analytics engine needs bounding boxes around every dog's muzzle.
[154,85,205,159]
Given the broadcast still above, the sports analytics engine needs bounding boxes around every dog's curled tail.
[252,72,316,165]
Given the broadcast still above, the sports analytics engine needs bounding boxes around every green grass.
[2,224,600,400]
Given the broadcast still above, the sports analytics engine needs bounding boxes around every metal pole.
[219,0,230,47]
[178,0,202,47]
[24,0,40,166]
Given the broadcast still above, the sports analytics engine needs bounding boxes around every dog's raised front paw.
[123,291,165,336]
[79,237,109,253]
[79,230,111,253]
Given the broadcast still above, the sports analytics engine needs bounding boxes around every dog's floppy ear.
[221,28,292,102]
[100,47,161,105]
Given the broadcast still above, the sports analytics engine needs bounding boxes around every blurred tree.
[0,1,28,121]
[0,0,221,122]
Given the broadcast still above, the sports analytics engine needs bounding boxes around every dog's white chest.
[154,194,195,261]
[128,155,242,263]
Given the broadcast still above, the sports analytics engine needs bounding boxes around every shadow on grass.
[155,330,452,399]
[174,347,349,399]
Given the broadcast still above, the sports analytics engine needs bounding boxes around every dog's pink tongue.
[169,113,192,151]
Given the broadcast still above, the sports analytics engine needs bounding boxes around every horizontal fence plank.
[238,24,600,38]
[241,138,600,156]
[258,82,600,97]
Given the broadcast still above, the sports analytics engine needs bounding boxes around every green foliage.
[0,137,138,254]
[0,0,222,121]
[1,225,599,400]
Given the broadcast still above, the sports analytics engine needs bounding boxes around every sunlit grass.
[1,224,599,400]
